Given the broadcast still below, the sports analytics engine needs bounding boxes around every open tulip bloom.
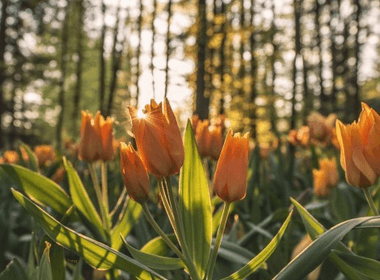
[11,98,380,280]
[336,102,380,215]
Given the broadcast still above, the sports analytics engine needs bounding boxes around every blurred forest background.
[0,0,379,149]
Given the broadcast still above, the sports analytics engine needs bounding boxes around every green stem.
[101,161,111,232]
[363,187,379,216]
[141,203,200,280]
[163,176,200,280]
[109,187,127,217]
[205,202,231,280]
[158,179,177,233]
[89,163,110,239]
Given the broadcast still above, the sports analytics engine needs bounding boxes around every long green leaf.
[1,164,71,214]
[140,234,177,256]
[18,142,39,172]
[217,239,257,266]
[0,258,28,280]
[274,199,376,280]
[333,250,380,280]
[50,243,65,280]
[222,211,292,280]
[121,236,184,270]
[111,198,142,250]
[63,158,106,240]
[179,121,212,279]
[11,189,165,280]
[38,242,53,280]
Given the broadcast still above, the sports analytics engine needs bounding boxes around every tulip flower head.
[195,120,210,158]
[336,103,380,188]
[213,130,250,202]
[3,151,19,164]
[208,125,223,160]
[128,99,184,178]
[34,145,57,168]
[120,143,150,203]
[79,111,115,162]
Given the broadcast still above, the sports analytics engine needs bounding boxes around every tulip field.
[0,98,380,280]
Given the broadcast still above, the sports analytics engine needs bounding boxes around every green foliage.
[179,121,212,278]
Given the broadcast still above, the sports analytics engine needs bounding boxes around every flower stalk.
[363,187,379,216]
[205,201,231,280]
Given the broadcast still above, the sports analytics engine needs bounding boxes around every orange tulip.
[128,99,184,177]
[208,126,223,160]
[196,120,210,158]
[319,158,338,188]
[213,130,249,202]
[120,142,150,203]
[3,151,19,164]
[79,111,115,162]
[259,143,270,159]
[336,103,380,188]
[313,169,330,197]
[34,145,57,167]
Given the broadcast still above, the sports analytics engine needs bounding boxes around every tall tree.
[56,0,71,150]
[0,0,9,148]
[150,0,157,99]
[72,0,84,133]
[291,0,301,130]
[195,0,209,119]
[352,0,362,118]
[164,0,173,98]
[106,0,122,116]
[315,0,324,114]
[135,0,143,107]
[327,0,337,115]
[99,1,106,113]
[269,0,278,135]
[248,0,257,140]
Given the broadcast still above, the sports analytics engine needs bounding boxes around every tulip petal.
[336,121,362,187]
[351,124,377,185]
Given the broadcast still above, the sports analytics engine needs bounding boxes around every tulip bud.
[336,103,380,188]
[78,111,115,162]
[213,130,249,202]
[313,169,330,197]
[128,99,184,177]
[120,143,150,203]
[319,158,338,188]
[208,126,223,160]
[195,120,210,158]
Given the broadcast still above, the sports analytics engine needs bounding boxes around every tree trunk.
[248,0,257,140]
[269,0,278,135]
[291,0,301,130]
[135,0,143,107]
[106,0,122,117]
[0,0,9,148]
[164,0,173,98]
[150,0,157,99]
[328,0,337,116]
[352,0,361,118]
[315,0,324,114]
[218,0,226,116]
[72,0,84,134]
[56,0,71,150]
[99,1,106,113]
[195,0,209,120]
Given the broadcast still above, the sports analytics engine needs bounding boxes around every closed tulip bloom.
[79,111,115,162]
[208,126,223,160]
[128,99,184,177]
[336,103,380,188]
[120,143,150,203]
[94,112,115,161]
[313,169,330,197]
[319,158,339,188]
[195,120,210,158]
[213,130,249,202]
